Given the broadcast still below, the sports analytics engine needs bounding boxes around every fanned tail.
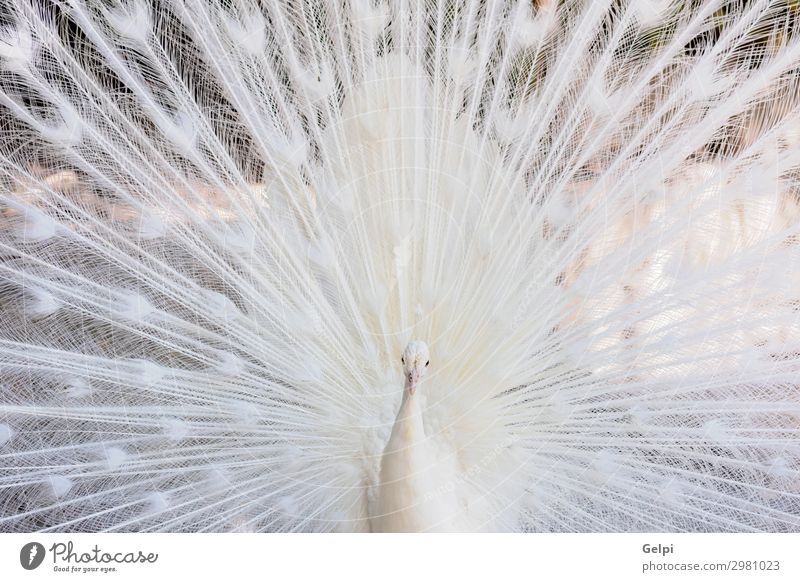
[0,0,799,531]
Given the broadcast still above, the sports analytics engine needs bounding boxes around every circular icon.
[20,542,46,570]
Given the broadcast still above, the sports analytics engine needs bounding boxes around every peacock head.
[401,340,430,396]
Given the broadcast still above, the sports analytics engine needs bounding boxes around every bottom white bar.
[1,533,797,581]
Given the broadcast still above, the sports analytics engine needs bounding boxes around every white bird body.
[1,0,800,533]
[372,340,474,532]
[374,391,456,532]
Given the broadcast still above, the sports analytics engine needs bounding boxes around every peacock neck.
[394,386,425,442]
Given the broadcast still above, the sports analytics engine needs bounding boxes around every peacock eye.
[426,360,429,366]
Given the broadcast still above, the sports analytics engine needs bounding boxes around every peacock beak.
[407,368,420,395]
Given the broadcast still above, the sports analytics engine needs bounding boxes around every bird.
[1,0,800,533]
[373,340,467,532]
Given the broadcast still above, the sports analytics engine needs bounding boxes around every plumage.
[0,0,799,532]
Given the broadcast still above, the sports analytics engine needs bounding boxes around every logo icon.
[20,542,46,570]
